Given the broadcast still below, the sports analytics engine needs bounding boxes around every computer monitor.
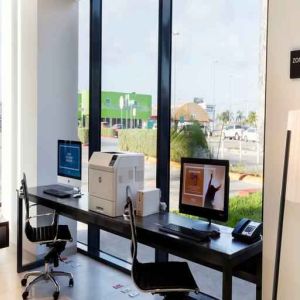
[179,157,229,232]
[57,140,82,188]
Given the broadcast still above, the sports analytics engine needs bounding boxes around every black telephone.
[232,218,262,244]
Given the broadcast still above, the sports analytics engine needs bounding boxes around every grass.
[225,192,262,227]
[172,192,262,228]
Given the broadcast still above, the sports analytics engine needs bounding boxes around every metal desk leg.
[88,224,100,256]
[17,195,23,273]
[155,249,168,262]
[256,255,262,300]
[223,267,233,300]
[17,196,44,273]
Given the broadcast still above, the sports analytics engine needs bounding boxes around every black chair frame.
[19,173,74,300]
[124,195,199,300]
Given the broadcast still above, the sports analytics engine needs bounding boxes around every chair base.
[21,263,73,300]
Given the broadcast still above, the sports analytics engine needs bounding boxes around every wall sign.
[290,50,300,79]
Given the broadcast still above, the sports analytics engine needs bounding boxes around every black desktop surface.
[26,186,262,267]
[18,186,262,300]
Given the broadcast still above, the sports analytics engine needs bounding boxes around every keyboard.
[47,184,73,192]
[43,189,71,198]
[159,223,210,243]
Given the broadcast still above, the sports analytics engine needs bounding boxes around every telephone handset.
[232,218,262,244]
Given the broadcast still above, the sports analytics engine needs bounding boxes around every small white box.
[136,188,161,217]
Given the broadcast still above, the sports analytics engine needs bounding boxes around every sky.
[78,0,265,115]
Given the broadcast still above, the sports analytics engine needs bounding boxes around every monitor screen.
[57,140,82,180]
[179,158,229,222]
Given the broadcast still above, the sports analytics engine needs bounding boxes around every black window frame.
[84,0,265,272]
[84,0,173,267]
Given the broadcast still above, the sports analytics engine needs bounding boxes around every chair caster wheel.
[69,278,74,287]
[21,278,27,287]
[53,291,60,300]
[22,291,29,299]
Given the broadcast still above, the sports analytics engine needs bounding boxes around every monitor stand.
[191,219,220,233]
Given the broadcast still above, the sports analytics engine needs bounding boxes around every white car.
[223,124,243,140]
[242,127,259,142]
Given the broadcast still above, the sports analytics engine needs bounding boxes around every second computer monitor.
[179,157,229,231]
[57,140,82,188]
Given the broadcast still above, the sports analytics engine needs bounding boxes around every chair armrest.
[27,212,55,222]
[28,204,57,226]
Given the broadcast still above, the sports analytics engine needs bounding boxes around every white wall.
[1,0,78,252]
[37,0,78,185]
[36,0,79,252]
[264,0,300,298]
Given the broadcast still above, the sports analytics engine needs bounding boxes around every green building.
[78,90,152,128]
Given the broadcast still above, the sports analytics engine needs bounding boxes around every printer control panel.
[109,155,118,166]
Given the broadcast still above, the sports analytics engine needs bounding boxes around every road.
[82,137,262,210]
[207,136,263,170]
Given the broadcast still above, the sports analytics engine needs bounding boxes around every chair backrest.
[19,173,36,241]
[20,173,30,220]
[125,196,138,263]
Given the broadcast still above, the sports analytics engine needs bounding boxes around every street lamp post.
[132,107,136,129]
[129,100,135,129]
[119,95,124,127]
[173,32,180,120]
[211,59,219,105]
[125,94,130,129]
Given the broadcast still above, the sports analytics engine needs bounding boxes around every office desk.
[17,186,262,300]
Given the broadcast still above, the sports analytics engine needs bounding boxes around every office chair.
[124,196,199,300]
[19,173,74,300]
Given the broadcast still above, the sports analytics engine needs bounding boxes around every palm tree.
[236,110,244,124]
[217,110,232,125]
[247,111,257,127]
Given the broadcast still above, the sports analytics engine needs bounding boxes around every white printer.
[88,151,144,217]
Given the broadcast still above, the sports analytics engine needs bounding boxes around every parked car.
[223,124,243,140]
[242,127,259,142]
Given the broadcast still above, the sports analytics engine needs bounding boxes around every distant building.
[78,90,152,128]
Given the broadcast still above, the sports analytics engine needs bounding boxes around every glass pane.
[170,0,266,229]
[77,0,90,245]
[169,255,256,299]
[100,0,158,261]
[100,231,155,263]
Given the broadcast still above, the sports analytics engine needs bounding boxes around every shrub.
[119,129,157,157]
[119,123,209,162]
[102,127,115,137]
[171,123,209,162]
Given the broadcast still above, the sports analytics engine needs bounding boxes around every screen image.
[58,142,81,179]
[181,163,226,211]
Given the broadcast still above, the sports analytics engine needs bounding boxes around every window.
[100,0,158,262]
[167,1,266,297]
[170,0,265,229]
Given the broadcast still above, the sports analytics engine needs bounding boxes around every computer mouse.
[73,193,82,198]
[210,230,221,238]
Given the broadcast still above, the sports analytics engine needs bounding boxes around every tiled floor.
[0,245,255,300]
[0,246,156,300]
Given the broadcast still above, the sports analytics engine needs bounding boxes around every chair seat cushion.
[26,223,72,243]
[133,261,198,292]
